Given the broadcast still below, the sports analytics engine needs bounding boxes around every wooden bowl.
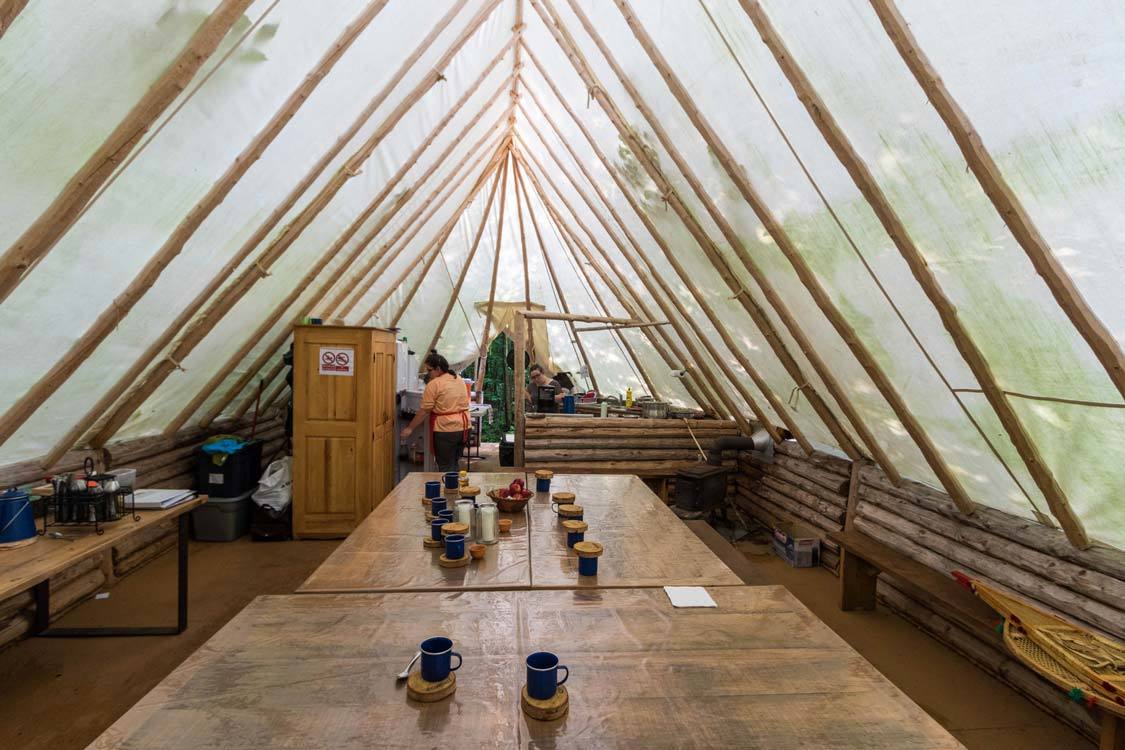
[498,518,513,534]
[488,488,532,513]
[469,543,486,560]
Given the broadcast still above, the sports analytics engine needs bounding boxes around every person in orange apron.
[400,352,470,472]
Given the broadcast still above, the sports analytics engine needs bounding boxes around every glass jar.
[455,500,475,539]
[475,501,498,545]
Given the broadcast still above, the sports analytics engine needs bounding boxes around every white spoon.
[396,651,421,680]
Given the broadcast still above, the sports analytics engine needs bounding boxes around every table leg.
[839,549,879,611]
[176,512,189,634]
[32,579,50,635]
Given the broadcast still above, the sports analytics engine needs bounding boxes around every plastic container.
[190,490,254,542]
[0,489,37,547]
[195,439,263,497]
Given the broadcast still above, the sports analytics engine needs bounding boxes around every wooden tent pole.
[326,71,517,319]
[514,310,527,464]
[517,149,752,431]
[868,0,1125,401]
[0,0,255,303]
[473,152,512,395]
[511,160,603,394]
[423,156,508,359]
[339,130,513,324]
[233,357,287,420]
[0,0,29,39]
[518,151,733,422]
[614,0,977,504]
[744,0,1087,536]
[186,149,507,432]
[517,82,800,447]
[40,1,464,468]
[22,0,493,458]
[258,377,290,416]
[511,145,537,372]
[532,0,868,464]
[85,15,502,448]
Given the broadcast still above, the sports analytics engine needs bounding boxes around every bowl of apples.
[488,478,534,513]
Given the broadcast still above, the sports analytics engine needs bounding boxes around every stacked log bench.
[730,439,1125,742]
[0,408,286,651]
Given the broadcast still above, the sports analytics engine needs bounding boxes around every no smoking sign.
[318,347,354,376]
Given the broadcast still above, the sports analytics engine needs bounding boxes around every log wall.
[523,415,740,477]
[0,406,287,651]
[731,440,1125,741]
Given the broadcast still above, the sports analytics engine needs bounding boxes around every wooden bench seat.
[828,528,999,638]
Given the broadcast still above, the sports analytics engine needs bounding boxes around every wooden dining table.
[297,472,743,593]
[86,586,964,749]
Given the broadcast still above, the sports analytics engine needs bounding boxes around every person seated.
[524,363,569,412]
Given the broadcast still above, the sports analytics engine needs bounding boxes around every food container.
[475,501,499,545]
[640,401,668,419]
[488,488,531,513]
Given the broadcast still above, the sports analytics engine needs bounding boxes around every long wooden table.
[86,586,963,749]
[0,496,205,636]
[297,472,742,593]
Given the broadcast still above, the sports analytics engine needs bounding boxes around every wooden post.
[868,0,1125,401]
[512,161,603,394]
[474,152,512,394]
[25,0,497,455]
[614,0,976,507]
[424,157,508,359]
[186,150,507,432]
[39,0,463,468]
[518,153,736,422]
[514,309,527,465]
[517,83,800,447]
[0,0,29,39]
[531,0,871,466]
[839,549,880,611]
[0,0,255,303]
[743,0,1087,538]
[844,461,862,533]
[517,148,759,433]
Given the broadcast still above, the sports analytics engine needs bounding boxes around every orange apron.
[429,408,470,454]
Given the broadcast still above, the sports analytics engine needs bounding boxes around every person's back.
[424,372,469,431]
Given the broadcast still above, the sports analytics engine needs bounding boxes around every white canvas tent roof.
[1,0,1124,550]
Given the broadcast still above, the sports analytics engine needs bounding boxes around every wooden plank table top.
[297,473,533,593]
[88,586,963,749]
[0,495,205,601]
[297,472,741,593]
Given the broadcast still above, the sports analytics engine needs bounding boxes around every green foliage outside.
[461,333,516,443]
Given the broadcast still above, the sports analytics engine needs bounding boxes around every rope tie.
[729,287,749,300]
[787,383,809,408]
[511,22,526,33]
[165,354,186,373]
[344,164,362,177]
[435,71,447,83]
[252,260,271,278]
[586,84,601,108]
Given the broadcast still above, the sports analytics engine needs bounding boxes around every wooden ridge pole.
[0,0,29,39]
[743,0,1087,536]
[85,1,499,447]
[184,146,508,432]
[0,0,254,302]
[517,78,801,447]
[423,155,508,359]
[320,75,513,320]
[40,0,464,468]
[473,151,512,394]
[868,0,1125,401]
[518,151,734,422]
[347,133,513,325]
[615,0,977,502]
[533,0,869,465]
[517,148,752,431]
[512,160,603,394]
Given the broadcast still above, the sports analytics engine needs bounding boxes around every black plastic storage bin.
[195,439,263,497]
[499,436,515,467]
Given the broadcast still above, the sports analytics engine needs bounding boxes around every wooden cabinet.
[292,325,396,538]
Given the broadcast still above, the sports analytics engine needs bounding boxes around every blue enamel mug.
[445,533,466,560]
[420,636,462,682]
[430,497,447,515]
[534,470,553,493]
[578,555,598,576]
[443,472,460,490]
[425,480,442,499]
[430,518,446,541]
[437,509,454,525]
[526,651,569,700]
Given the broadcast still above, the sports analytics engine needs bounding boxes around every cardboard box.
[771,522,821,568]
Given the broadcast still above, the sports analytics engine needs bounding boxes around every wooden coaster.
[556,504,583,519]
[535,469,554,480]
[552,491,575,504]
[441,522,468,537]
[459,485,480,498]
[422,538,444,549]
[562,520,588,533]
[421,497,431,508]
[439,553,470,568]
[521,684,569,721]
[573,540,603,558]
[406,671,456,702]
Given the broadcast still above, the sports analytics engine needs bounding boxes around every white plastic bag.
[252,457,292,511]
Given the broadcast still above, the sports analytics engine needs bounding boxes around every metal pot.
[640,401,668,419]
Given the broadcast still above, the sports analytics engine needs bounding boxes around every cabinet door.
[293,328,371,537]
[370,337,396,510]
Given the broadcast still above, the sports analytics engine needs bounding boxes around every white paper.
[663,586,717,608]
[133,488,196,509]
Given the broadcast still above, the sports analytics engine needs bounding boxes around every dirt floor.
[0,508,1091,749]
